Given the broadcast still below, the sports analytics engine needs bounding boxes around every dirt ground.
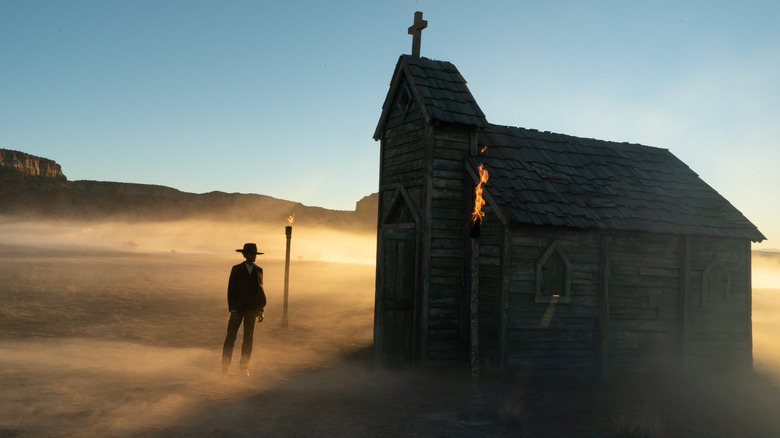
[2,240,780,437]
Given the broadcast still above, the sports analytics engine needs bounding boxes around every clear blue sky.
[1,1,778,248]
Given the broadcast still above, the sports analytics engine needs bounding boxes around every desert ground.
[1,219,780,437]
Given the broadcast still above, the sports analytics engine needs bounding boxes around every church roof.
[374,55,488,140]
[477,124,765,241]
[374,54,764,242]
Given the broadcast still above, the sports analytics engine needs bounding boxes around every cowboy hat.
[236,243,264,255]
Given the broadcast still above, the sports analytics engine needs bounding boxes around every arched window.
[701,257,731,307]
[535,241,572,303]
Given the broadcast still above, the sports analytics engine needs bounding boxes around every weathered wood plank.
[430,248,466,258]
[382,162,425,179]
[433,147,467,160]
[689,330,749,344]
[384,121,420,136]
[508,348,597,358]
[430,267,464,278]
[609,318,678,332]
[430,238,464,250]
[506,280,537,294]
[430,255,463,267]
[433,131,471,143]
[507,356,598,371]
[429,275,461,286]
[430,188,465,201]
[507,317,598,330]
[610,273,680,288]
[610,285,678,298]
[382,150,426,168]
[610,307,659,320]
[689,310,749,329]
[432,168,465,179]
[638,266,679,277]
[432,176,465,189]
[508,291,597,307]
[431,158,466,171]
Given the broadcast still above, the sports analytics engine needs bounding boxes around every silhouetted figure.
[222,243,266,376]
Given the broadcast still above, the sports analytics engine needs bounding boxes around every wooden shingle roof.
[477,125,765,241]
[374,55,487,140]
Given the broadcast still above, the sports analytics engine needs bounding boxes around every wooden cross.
[408,11,427,58]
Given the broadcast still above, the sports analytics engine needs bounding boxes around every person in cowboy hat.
[222,243,267,376]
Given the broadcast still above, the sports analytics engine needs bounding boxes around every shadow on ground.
[144,345,780,438]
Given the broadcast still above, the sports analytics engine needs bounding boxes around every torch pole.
[281,225,291,328]
[468,159,488,422]
[469,222,482,401]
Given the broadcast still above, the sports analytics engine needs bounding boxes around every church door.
[380,227,417,366]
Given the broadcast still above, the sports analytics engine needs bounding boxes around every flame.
[480,145,488,154]
[287,214,295,225]
[471,163,489,226]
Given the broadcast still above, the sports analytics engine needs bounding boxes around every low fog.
[0,217,376,264]
[751,251,780,382]
[0,218,379,437]
[2,218,780,437]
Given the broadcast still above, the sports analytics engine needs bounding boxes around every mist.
[0,216,376,264]
[0,218,377,437]
[751,251,780,384]
[2,219,780,436]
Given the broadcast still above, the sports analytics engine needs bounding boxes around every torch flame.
[471,163,489,226]
[287,214,295,225]
[480,145,488,154]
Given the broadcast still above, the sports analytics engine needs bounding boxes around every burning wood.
[470,163,489,237]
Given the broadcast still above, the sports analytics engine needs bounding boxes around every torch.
[469,161,488,413]
[281,214,294,328]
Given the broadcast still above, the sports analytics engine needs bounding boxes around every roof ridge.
[486,123,669,152]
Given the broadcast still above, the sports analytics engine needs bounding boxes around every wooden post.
[470,233,481,397]
[469,222,485,418]
[281,225,292,328]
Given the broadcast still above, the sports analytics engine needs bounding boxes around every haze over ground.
[1,219,780,436]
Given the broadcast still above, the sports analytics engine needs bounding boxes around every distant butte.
[0,148,377,230]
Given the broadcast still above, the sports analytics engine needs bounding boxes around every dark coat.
[227,262,266,313]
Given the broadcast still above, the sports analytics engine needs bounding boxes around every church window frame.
[535,241,572,304]
[701,256,732,307]
[396,83,413,120]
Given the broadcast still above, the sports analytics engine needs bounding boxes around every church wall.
[497,228,753,374]
[687,236,752,368]
[607,232,682,372]
[504,226,602,372]
[425,122,474,365]
[374,87,429,366]
[378,106,428,206]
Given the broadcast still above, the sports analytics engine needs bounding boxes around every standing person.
[222,243,266,376]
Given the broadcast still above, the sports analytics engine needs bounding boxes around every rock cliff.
[0,149,378,231]
[0,149,65,180]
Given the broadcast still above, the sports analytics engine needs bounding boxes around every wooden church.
[372,13,765,375]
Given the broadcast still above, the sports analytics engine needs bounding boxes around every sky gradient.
[1,1,778,248]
